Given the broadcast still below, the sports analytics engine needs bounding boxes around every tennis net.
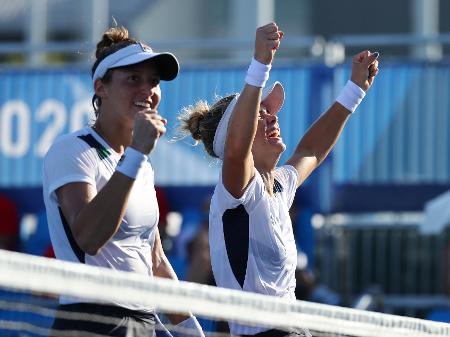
[0,249,449,337]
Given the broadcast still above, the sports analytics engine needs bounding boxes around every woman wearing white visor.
[43,26,204,337]
[179,22,379,337]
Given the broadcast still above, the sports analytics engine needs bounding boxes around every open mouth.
[266,128,281,139]
[134,101,151,109]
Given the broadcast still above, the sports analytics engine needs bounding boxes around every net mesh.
[0,249,449,337]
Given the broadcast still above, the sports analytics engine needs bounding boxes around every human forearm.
[286,102,350,187]
[66,173,134,255]
[153,258,190,324]
[222,24,282,197]
[151,231,191,324]
[296,102,350,165]
[298,50,379,163]
[222,85,261,198]
[224,85,261,160]
[286,51,379,186]
[294,52,377,164]
[154,266,190,324]
[153,249,178,280]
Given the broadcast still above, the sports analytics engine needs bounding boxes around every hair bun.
[95,26,133,59]
[189,108,207,141]
[178,100,209,141]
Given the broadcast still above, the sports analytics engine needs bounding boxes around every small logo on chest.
[270,213,281,227]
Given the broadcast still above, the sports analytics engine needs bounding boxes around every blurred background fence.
[315,220,450,314]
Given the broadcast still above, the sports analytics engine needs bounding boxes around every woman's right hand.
[350,51,379,92]
[254,22,283,66]
[131,109,167,155]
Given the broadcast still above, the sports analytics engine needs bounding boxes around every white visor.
[92,43,179,84]
[212,81,285,160]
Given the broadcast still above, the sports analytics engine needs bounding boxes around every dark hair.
[91,26,137,116]
[178,94,236,157]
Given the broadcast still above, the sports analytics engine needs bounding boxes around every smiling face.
[95,60,162,128]
[251,105,286,169]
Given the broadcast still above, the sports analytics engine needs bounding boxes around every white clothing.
[209,165,299,336]
[43,127,159,312]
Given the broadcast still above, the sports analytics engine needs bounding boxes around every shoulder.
[274,165,298,185]
[48,127,89,149]
[44,128,96,163]
[212,170,265,212]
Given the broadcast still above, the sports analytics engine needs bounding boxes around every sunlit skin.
[223,22,284,198]
[93,60,166,154]
[102,64,161,121]
[222,22,379,199]
[251,106,286,171]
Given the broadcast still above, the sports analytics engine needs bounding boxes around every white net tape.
[0,249,449,337]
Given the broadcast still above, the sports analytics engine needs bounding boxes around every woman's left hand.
[350,51,379,91]
[131,109,167,155]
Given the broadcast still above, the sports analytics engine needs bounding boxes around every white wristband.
[173,316,205,337]
[115,147,148,179]
[336,80,366,113]
[245,57,271,88]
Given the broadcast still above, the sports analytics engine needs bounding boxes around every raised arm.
[223,23,283,198]
[286,50,379,187]
[56,110,167,255]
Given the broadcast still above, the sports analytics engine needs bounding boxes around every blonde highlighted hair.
[178,94,237,158]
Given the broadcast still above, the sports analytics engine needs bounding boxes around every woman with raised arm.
[43,26,204,337]
[179,22,379,337]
